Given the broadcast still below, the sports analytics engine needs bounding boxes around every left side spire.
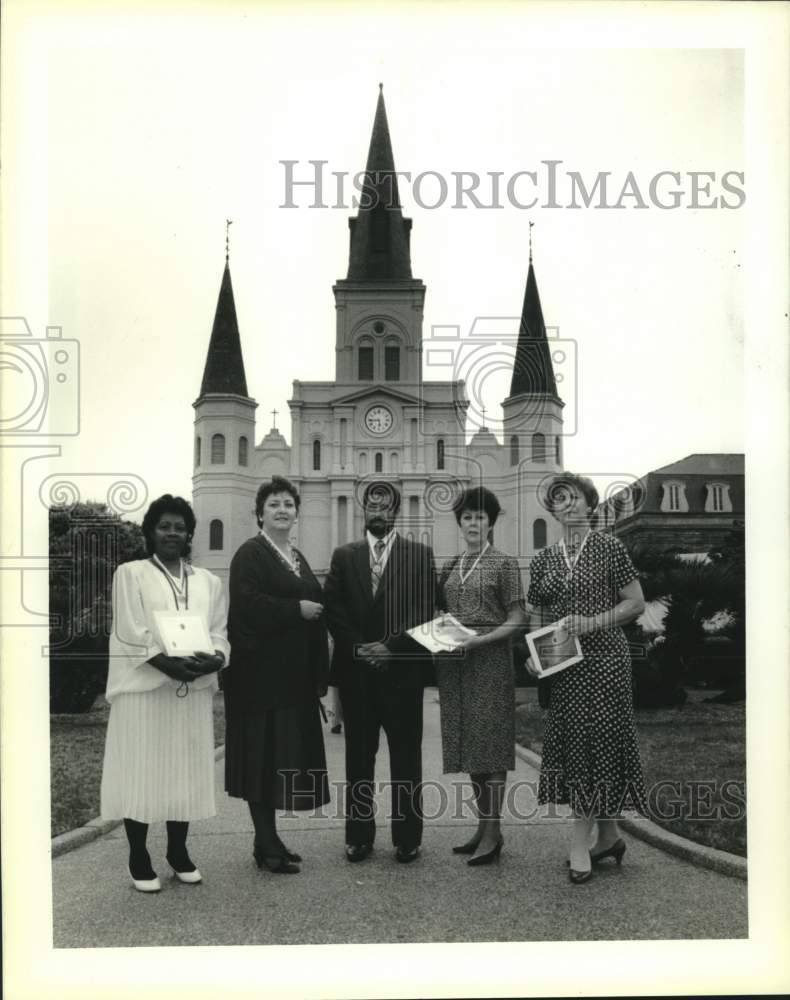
[199,240,250,398]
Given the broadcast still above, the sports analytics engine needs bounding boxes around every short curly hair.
[255,476,300,527]
[542,472,599,515]
[452,485,502,527]
[142,494,196,558]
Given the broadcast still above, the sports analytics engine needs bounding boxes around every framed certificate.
[154,611,213,657]
[525,621,584,678]
[406,613,477,654]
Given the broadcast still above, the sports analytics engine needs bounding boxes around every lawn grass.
[515,687,746,857]
[49,694,227,838]
[52,689,746,857]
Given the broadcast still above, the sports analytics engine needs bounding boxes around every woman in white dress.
[100,495,229,892]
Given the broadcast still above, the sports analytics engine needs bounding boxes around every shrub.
[49,503,145,713]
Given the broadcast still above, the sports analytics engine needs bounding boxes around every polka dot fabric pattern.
[527,532,648,817]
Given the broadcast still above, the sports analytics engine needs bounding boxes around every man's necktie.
[371,539,386,595]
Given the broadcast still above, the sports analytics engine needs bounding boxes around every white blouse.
[106,558,230,702]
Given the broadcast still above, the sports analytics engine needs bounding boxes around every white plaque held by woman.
[154,610,213,657]
[525,620,584,678]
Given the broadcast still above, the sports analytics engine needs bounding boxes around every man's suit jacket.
[324,534,436,690]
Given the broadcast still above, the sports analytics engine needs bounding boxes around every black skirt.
[224,697,330,810]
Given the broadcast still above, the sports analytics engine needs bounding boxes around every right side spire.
[507,244,559,400]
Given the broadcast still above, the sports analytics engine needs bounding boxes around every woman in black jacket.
[225,476,330,873]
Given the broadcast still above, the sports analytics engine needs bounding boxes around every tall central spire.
[346,85,413,281]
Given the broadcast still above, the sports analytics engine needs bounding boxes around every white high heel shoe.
[167,853,202,883]
[128,866,162,893]
[170,865,202,884]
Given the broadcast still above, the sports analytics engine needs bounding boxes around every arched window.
[437,438,445,470]
[359,452,368,474]
[313,439,321,471]
[194,436,201,468]
[533,518,547,550]
[390,451,399,473]
[375,452,383,473]
[211,433,225,464]
[385,342,400,381]
[238,436,248,466]
[209,519,224,550]
[509,435,519,466]
[531,432,546,462]
[555,436,561,465]
[358,340,374,381]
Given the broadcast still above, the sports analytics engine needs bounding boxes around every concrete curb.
[51,745,227,859]
[515,744,747,881]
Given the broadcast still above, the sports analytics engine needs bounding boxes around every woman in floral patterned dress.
[436,486,526,866]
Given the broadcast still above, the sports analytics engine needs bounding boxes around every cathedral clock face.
[364,405,393,435]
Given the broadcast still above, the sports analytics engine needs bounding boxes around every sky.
[4,4,747,527]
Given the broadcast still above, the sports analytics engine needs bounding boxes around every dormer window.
[660,480,688,513]
[705,482,732,513]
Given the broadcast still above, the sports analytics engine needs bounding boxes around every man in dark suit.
[324,481,436,863]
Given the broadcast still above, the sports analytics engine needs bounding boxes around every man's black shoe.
[395,845,420,864]
[345,844,372,863]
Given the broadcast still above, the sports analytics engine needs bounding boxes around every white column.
[346,493,354,544]
[291,408,302,475]
[330,496,338,552]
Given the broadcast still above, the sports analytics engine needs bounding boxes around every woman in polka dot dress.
[526,473,647,884]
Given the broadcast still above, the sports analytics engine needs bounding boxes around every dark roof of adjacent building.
[654,454,744,476]
[605,453,745,518]
[199,261,249,397]
[507,260,559,399]
[345,86,414,281]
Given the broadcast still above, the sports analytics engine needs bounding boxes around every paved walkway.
[52,691,747,947]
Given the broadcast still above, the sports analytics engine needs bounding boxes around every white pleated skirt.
[100,684,216,823]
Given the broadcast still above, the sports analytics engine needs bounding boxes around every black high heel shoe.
[277,839,303,864]
[452,837,482,855]
[254,847,300,874]
[467,836,503,867]
[590,838,626,866]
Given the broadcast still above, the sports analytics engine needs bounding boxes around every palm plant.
[625,535,745,701]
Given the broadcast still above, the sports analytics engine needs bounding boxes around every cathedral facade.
[192,89,566,582]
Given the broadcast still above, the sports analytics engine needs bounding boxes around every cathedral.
[192,88,565,583]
